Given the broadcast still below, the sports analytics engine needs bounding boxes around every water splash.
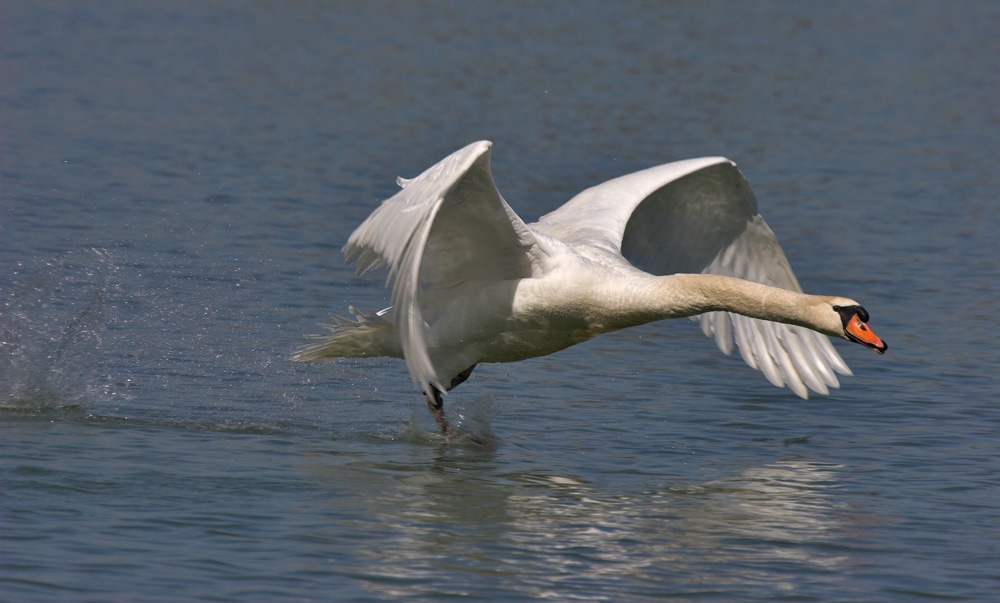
[1,246,313,429]
[1,248,119,409]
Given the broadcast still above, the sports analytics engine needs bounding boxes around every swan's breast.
[477,268,633,363]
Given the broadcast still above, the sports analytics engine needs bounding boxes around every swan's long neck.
[612,273,835,334]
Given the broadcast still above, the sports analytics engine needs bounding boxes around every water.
[2,2,998,601]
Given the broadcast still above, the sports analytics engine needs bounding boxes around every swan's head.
[827,300,887,354]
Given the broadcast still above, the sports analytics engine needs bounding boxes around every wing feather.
[343,141,540,394]
[539,158,851,398]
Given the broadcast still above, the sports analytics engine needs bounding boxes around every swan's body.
[295,141,886,434]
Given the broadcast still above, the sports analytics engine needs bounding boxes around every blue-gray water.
[2,2,998,601]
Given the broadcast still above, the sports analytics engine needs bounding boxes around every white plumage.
[295,141,886,433]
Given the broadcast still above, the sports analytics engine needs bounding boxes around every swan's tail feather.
[292,306,396,362]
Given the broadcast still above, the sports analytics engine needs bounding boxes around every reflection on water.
[714,461,842,551]
[307,447,852,599]
[704,461,850,595]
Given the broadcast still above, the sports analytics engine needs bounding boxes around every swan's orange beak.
[845,313,887,354]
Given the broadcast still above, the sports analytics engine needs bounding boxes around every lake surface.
[2,2,998,601]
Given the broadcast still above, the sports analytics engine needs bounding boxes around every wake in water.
[0,246,495,438]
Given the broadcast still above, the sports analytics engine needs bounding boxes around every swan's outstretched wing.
[344,140,541,395]
[536,159,850,398]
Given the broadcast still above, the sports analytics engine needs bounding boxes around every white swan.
[295,141,886,434]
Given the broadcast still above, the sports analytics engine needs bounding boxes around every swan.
[294,141,886,435]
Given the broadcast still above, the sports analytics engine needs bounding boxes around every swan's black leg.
[425,387,455,436]
[449,364,477,390]
[423,365,477,436]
